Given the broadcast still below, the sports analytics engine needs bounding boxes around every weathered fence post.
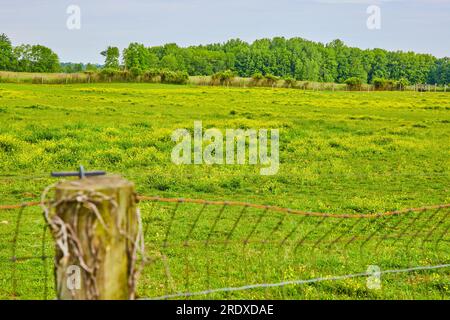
[48,175,141,300]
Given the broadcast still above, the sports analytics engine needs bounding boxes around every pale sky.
[1,0,449,63]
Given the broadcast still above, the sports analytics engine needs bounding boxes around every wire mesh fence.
[0,197,449,299]
[0,203,53,300]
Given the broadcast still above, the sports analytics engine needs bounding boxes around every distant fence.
[0,194,448,300]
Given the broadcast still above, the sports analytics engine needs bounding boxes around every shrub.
[372,77,386,90]
[264,74,279,87]
[372,78,396,91]
[142,68,160,82]
[396,78,409,91]
[160,70,189,85]
[130,66,144,79]
[118,70,132,81]
[344,77,363,90]
[99,68,119,82]
[251,72,264,84]
[283,76,297,88]
[211,70,236,86]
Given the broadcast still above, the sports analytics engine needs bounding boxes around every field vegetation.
[0,83,448,209]
[0,83,449,299]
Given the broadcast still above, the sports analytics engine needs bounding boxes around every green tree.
[160,54,180,71]
[86,63,98,71]
[101,46,120,69]
[61,62,84,73]
[429,58,449,85]
[29,45,60,72]
[0,33,15,70]
[368,49,388,82]
[13,45,32,72]
[13,44,59,72]
[123,43,158,71]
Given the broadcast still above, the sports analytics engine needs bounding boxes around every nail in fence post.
[51,175,140,300]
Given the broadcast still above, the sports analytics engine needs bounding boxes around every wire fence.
[0,197,449,300]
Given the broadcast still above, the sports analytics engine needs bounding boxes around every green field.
[0,83,449,299]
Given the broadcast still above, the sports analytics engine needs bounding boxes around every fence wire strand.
[144,263,450,300]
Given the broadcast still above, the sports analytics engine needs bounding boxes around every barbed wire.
[3,197,449,218]
[0,201,40,210]
[137,196,450,218]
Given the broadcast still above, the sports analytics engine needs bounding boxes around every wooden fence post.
[50,175,140,300]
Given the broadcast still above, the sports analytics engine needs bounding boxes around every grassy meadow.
[0,83,449,299]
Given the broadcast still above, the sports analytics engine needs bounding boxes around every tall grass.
[0,71,448,92]
[0,70,189,85]
[189,75,349,90]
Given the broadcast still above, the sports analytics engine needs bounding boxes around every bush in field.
[283,77,297,88]
[264,74,279,87]
[345,77,363,90]
[373,77,397,91]
[373,77,386,90]
[251,72,264,85]
[130,66,144,79]
[211,70,235,86]
[119,70,132,82]
[396,77,409,91]
[100,68,119,82]
[383,80,395,90]
[142,68,160,82]
[160,70,188,84]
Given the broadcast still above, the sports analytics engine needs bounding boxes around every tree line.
[1,33,448,85]
[0,34,60,73]
[117,38,448,85]
[0,33,99,74]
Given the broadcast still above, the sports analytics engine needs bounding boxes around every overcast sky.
[1,0,449,63]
